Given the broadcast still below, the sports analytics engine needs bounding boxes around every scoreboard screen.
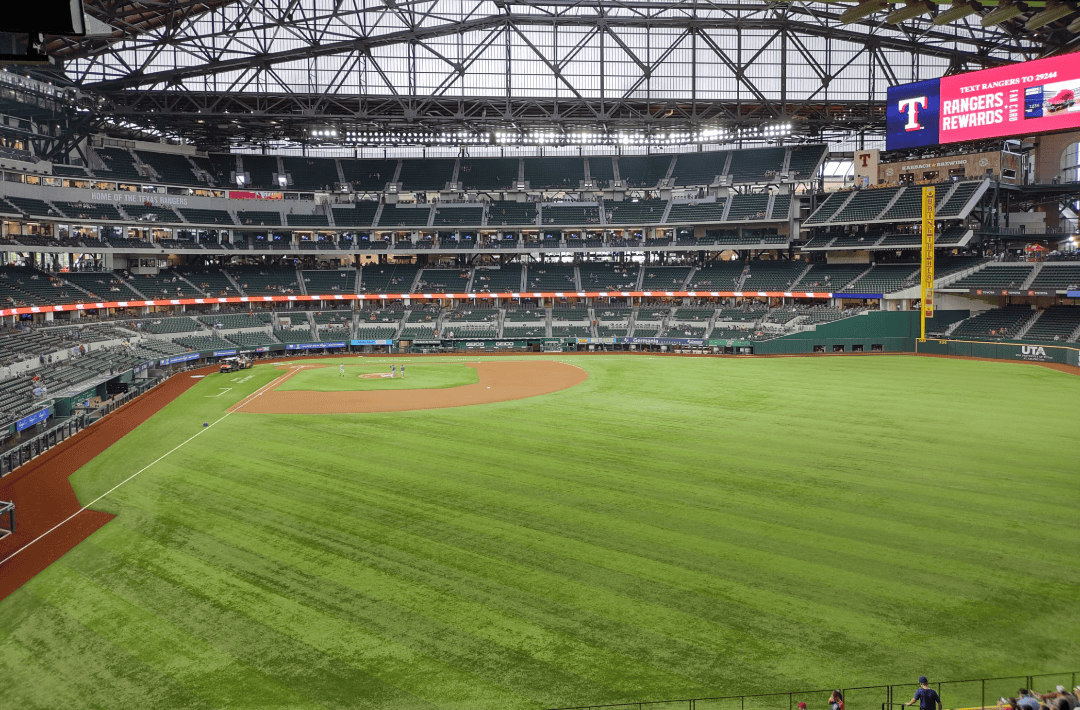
[887,53,1080,150]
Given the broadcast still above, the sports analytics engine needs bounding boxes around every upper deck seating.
[728,147,785,183]
[617,155,672,188]
[432,206,482,227]
[588,156,615,186]
[672,151,726,186]
[377,204,431,227]
[642,267,691,290]
[688,261,744,290]
[340,159,397,192]
[135,150,202,186]
[523,157,585,190]
[541,204,600,225]
[488,201,537,227]
[787,145,827,180]
[667,200,726,223]
[831,188,898,223]
[399,159,455,191]
[741,261,805,291]
[239,154,279,188]
[95,147,143,182]
[332,201,379,227]
[281,156,338,191]
[607,199,666,224]
[726,194,770,220]
[951,264,1034,290]
[459,158,519,191]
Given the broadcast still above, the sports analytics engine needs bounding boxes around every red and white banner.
[0,290,836,317]
[228,190,284,200]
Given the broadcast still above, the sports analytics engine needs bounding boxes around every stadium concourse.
[1,0,1080,707]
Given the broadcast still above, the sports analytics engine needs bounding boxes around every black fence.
[0,500,12,536]
[0,414,87,477]
[547,672,1079,710]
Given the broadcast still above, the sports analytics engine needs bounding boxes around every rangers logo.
[898,96,928,132]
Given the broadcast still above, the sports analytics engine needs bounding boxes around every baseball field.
[0,354,1077,710]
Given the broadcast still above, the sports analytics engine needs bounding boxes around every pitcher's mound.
[240,360,586,414]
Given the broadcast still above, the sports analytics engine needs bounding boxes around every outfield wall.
[752,311,970,355]
[917,339,1080,366]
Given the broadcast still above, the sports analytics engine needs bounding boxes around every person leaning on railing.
[906,677,941,710]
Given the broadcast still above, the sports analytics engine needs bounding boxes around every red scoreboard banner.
[888,53,1080,150]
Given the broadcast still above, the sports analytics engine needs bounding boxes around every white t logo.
[898,96,928,131]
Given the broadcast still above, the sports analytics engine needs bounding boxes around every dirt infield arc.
[237,360,588,414]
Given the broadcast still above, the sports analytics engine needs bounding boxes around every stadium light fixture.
[1025,0,1076,29]
[934,1,982,24]
[840,0,888,23]
[981,1,1026,25]
[888,1,937,22]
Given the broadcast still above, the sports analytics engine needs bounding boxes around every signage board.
[285,342,347,350]
[160,353,200,366]
[887,53,1080,150]
[16,408,50,432]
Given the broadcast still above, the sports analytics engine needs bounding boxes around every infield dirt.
[237,359,587,414]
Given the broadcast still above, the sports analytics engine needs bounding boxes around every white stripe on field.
[0,366,306,566]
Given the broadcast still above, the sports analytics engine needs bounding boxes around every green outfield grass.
[275,361,480,392]
[1,355,1078,710]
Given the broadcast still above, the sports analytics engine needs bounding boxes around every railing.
[545,672,1078,710]
[0,413,87,477]
[975,227,1073,237]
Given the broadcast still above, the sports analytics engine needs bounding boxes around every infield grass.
[275,361,480,392]
[1,355,1078,710]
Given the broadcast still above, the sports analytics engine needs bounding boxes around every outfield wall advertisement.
[919,339,1078,364]
[887,53,1080,150]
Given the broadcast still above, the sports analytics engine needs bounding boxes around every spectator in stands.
[1014,690,1041,710]
[1036,687,1077,710]
[907,678,941,710]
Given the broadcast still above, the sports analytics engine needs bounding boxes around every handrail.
[545,672,1079,710]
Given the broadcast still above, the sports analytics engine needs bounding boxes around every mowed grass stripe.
[116,468,711,700]
[84,521,570,710]
[61,532,442,710]
[114,463,786,700]
[113,386,1075,687]
[5,582,217,709]
[69,366,285,506]
[200,410,1071,604]
[1,356,1077,709]
[28,562,325,709]
[122,438,981,691]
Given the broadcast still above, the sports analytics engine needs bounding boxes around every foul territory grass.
[1,356,1078,710]
[275,361,480,392]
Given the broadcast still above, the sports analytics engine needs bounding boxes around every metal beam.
[77,11,1021,91]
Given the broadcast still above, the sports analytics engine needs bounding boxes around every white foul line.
[0,366,305,566]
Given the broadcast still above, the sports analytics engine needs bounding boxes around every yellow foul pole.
[920,186,936,342]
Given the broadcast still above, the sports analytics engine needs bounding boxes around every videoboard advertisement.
[887,53,1080,150]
